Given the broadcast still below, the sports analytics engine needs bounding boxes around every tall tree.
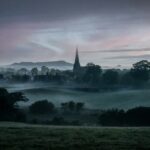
[0,88,28,121]
[130,60,150,84]
[83,63,102,85]
[31,67,38,76]
[102,69,119,86]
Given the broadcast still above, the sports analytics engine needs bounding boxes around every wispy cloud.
[80,48,150,53]
[106,54,150,60]
[1,0,150,67]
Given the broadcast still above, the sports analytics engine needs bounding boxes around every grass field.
[0,123,150,150]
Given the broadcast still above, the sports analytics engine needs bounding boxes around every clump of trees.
[130,60,150,85]
[83,63,102,86]
[29,100,55,114]
[125,107,150,126]
[98,107,150,126]
[0,88,28,121]
[1,88,150,127]
[102,69,119,87]
[61,101,84,112]
[84,60,150,89]
[0,74,4,80]
[11,74,30,82]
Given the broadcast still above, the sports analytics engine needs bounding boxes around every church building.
[73,48,81,74]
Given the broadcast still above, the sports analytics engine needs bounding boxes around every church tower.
[73,48,81,74]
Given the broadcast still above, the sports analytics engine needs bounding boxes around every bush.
[0,88,28,122]
[51,117,66,125]
[98,107,150,126]
[125,107,150,126]
[98,109,125,126]
[29,100,55,114]
[102,70,119,86]
[61,101,84,112]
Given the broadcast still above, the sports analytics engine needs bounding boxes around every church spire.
[73,47,81,73]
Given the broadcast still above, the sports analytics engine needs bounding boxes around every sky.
[1,0,150,68]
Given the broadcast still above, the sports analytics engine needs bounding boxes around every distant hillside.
[9,61,73,70]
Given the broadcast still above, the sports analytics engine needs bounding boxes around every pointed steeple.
[73,47,81,73]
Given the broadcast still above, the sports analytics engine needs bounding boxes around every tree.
[11,74,30,82]
[120,71,134,86]
[83,63,102,85]
[0,88,28,121]
[0,88,28,110]
[61,101,84,112]
[130,60,150,84]
[133,60,150,70]
[51,117,65,125]
[98,109,125,126]
[76,102,84,112]
[17,68,28,75]
[102,70,119,86]
[31,67,38,76]
[68,101,76,111]
[0,74,4,80]
[125,107,150,126]
[41,66,49,75]
[61,102,68,112]
[29,100,55,114]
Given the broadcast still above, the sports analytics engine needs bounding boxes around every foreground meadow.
[0,123,150,150]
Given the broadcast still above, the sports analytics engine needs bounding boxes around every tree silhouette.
[0,88,28,121]
[130,60,150,84]
[76,102,84,112]
[29,100,55,114]
[102,70,119,86]
[83,63,102,85]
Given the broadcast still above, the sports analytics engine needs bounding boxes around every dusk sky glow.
[1,0,150,67]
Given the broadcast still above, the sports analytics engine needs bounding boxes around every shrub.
[98,109,125,126]
[29,100,55,114]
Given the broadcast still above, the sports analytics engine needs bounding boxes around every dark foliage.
[83,63,102,85]
[61,101,84,112]
[11,75,30,82]
[99,107,150,126]
[0,88,28,121]
[29,100,55,114]
[76,102,85,112]
[102,70,119,86]
[0,74,4,80]
[50,116,66,125]
[99,109,125,126]
[2,60,150,90]
[125,107,150,126]
[130,60,150,85]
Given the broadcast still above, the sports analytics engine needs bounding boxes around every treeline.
[99,107,150,126]
[29,100,150,126]
[1,60,150,90]
[29,100,84,114]
[76,60,150,89]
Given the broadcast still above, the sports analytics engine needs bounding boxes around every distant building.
[73,48,81,74]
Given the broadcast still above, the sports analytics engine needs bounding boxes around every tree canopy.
[0,88,28,121]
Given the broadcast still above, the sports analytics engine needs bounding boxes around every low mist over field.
[1,82,149,110]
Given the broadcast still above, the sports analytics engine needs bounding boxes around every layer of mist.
[1,82,150,110]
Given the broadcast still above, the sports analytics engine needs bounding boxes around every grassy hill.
[0,122,150,150]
